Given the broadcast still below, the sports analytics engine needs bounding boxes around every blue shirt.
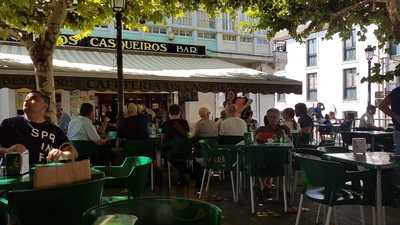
[67,116,101,142]
[389,86,400,131]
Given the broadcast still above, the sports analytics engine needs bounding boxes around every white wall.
[185,92,217,129]
[274,26,382,119]
[0,88,16,123]
[184,91,275,129]
[59,90,71,115]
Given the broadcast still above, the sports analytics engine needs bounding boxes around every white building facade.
[274,25,397,125]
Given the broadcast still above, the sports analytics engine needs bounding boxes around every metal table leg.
[371,135,375,151]
[376,168,383,225]
[236,151,239,201]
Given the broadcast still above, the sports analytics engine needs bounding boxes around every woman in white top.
[282,108,299,133]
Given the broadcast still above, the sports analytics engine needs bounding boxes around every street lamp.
[365,45,375,105]
[112,0,126,120]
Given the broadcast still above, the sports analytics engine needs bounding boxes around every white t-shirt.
[359,112,374,128]
[219,117,248,136]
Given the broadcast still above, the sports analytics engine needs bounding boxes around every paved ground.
[140,172,400,225]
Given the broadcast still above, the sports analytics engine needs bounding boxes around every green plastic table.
[342,131,393,151]
[235,142,293,202]
[83,197,222,225]
[325,152,399,225]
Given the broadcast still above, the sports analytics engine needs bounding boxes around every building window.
[306,38,317,67]
[96,25,109,29]
[343,68,357,100]
[197,11,215,29]
[343,29,356,61]
[306,73,318,101]
[240,36,253,43]
[256,38,268,45]
[198,31,216,39]
[172,28,192,37]
[122,25,139,31]
[172,11,192,26]
[222,13,236,31]
[277,93,286,102]
[150,26,167,34]
[223,34,237,41]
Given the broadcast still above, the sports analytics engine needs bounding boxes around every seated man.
[68,103,108,145]
[0,91,78,164]
[117,103,149,140]
[219,105,248,137]
[161,104,192,185]
[193,107,218,139]
[359,105,381,130]
[68,103,109,164]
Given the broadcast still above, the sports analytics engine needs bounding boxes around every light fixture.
[112,0,126,12]
[365,45,375,61]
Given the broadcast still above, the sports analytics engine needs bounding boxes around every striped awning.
[0,43,302,94]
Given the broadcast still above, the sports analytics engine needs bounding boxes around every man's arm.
[60,143,78,160]
[379,95,400,123]
[85,120,107,145]
[47,143,79,161]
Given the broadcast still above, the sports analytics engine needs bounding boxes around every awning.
[0,43,302,94]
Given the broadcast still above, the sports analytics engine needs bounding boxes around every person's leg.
[169,160,189,184]
[394,130,400,154]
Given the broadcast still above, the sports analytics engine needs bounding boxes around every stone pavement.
[144,175,400,225]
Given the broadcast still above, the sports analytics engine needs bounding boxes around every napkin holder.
[352,138,367,156]
[5,151,30,176]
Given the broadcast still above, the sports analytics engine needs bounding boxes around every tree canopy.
[243,0,400,44]
[0,0,400,122]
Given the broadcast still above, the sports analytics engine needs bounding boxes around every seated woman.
[255,108,289,144]
[254,108,289,201]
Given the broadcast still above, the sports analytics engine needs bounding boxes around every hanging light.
[112,0,126,12]
[364,45,375,61]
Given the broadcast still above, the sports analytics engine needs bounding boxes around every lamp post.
[112,0,126,120]
[365,45,375,106]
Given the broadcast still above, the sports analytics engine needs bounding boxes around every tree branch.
[386,0,400,39]
[0,21,24,40]
[42,0,69,47]
[331,0,378,18]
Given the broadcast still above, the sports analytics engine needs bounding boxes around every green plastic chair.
[7,178,104,225]
[122,139,156,159]
[94,156,152,203]
[197,139,238,202]
[161,138,193,189]
[218,136,243,146]
[318,139,335,147]
[71,140,100,161]
[122,139,156,191]
[294,147,324,157]
[294,154,366,225]
[82,197,223,225]
[242,145,290,214]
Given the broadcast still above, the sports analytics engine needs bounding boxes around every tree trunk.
[24,0,68,124]
[387,0,400,40]
[29,43,57,123]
